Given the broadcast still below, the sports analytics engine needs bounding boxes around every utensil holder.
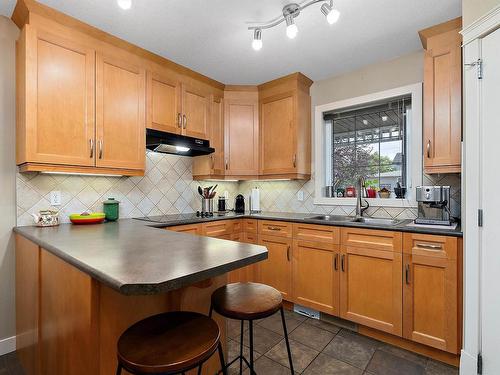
[201,198,214,214]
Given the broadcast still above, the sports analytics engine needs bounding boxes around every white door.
[480,27,500,375]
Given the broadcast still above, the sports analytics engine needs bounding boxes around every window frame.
[313,83,422,208]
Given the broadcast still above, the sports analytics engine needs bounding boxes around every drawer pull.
[405,264,410,284]
[267,226,282,231]
[416,243,442,251]
[287,246,291,262]
[334,253,339,270]
[341,254,345,272]
[89,139,94,158]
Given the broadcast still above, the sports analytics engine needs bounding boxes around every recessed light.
[117,0,132,10]
[382,115,388,121]
[362,119,368,125]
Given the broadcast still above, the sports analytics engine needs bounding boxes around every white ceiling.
[0,0,461,84]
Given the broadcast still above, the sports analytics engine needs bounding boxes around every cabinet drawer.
[243,219,258,234]
[202,221,234,237]
[233,220,243,233]
[293,223,340,244]
[231,232,243,242]
[258,221,292,238]
[165,224,202,235]
[341,228,402,253]
[244,232,258,244]
[403,233,457,260]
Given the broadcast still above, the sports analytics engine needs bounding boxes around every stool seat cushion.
[211,282,283,320]
[117,311,220,374]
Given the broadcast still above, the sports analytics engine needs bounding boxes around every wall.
[462,0,499,27]
[240,51,461,220]
[0,16,19,353]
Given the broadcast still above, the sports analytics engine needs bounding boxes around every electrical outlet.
[297,190,304,202]
[50,191,62,206]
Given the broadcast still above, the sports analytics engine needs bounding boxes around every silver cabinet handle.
[98,140,103,159]
[182,114,187,129]
[293,154,297,168]
[89,139,94,158]
[177,113,182,128]
[341,254,346,272]
[405,264,410,284]
[267,226,281,231]
[416,242,442,251]
[287,245,291,262]
[426,140,431,158]
[210,155,215,169]
[334,253,339,271]
[225,158,229,170]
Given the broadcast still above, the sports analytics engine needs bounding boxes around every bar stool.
[206,282,294,375]
[116,311,227,375]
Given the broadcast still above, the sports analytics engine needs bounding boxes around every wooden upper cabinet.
[259,73,312,179]
[403,233,460,353]
[340,228,403,336]
[419,18,462,174]
[181,83,209,139]
[17,25,95,167]
[147,71,181,134]
[96,53,146,170]
[224,88,260,176]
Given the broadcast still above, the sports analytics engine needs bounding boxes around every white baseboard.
[460,350,477,375]
[0,336,16,356]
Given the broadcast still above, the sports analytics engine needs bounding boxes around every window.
[314,84,422,206]
[324,96,410,196]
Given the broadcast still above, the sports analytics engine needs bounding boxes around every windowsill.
[314,197,417,208]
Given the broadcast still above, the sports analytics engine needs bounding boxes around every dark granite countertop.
[13,219,268,295]
[137,211,462,237]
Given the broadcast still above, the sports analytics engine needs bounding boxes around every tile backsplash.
[16,152,461,226]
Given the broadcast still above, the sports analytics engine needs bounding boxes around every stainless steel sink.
[350,217,403,226]
[306,215,354,222]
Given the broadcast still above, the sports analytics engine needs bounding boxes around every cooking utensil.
[198,186,204,197]
[70,212,106,225]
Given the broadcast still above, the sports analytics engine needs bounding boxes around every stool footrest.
[218,355,256,375]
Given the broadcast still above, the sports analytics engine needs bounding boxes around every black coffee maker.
[234,194,245,213]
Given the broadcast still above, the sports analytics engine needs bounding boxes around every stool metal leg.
[249,320,255,375]
[239,320,244,374]
[218,341,228,375]
[115,363,122,375]
[280,307,294,374]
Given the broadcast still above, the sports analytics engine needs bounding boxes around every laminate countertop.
[13,219,268,295]
[136,211,463,237]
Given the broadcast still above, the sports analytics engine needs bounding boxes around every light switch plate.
[297,190,304,201]
[50,191,61,206]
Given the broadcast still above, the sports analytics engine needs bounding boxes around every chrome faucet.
[356,177,369,217]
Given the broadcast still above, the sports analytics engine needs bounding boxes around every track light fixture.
[247,0,340,50]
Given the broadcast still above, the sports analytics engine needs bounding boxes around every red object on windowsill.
[366,188,377,198]
[345,186,356,197]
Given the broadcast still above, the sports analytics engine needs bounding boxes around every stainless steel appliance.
[234,195,245,214]
[146,129,215,156]
[415,186,452,225]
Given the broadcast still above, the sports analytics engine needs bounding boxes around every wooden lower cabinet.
[403,234,460,353]
[292,240,340,316]
[257,235,293,300]
[166,224,202,235]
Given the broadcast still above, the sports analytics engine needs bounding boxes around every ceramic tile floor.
[0,310,459,375]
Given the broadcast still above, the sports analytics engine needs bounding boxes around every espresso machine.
[415,186,452,225]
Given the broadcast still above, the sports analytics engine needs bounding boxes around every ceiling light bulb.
[321,3,340,24]
[117,0,132,10]
[285,16,298,39]
[252,29,263,51]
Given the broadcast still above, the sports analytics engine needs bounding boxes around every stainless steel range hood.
[146,129,215,157]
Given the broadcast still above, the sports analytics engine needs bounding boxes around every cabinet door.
[210,95,225,174]
[293,240,340,316]
[23,27,95,166]
[423,29,462,173]
[224,99,259,175]
[261,93,296,175]
[257,235,293,299]
[340,244,403,336]
[147,71,181,133]
[403,234,459,353]
[182,83,209,139]
[96,53,145,170]
[165,224,202,235]
[202,221,234,237]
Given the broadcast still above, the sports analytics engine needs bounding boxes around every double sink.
[306,215,403,226]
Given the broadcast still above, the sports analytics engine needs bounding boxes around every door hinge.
[465,59,483,79]
[478,209,483,227]
[478,353,483,374]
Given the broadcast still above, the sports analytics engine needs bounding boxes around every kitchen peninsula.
[14,219,267,375]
